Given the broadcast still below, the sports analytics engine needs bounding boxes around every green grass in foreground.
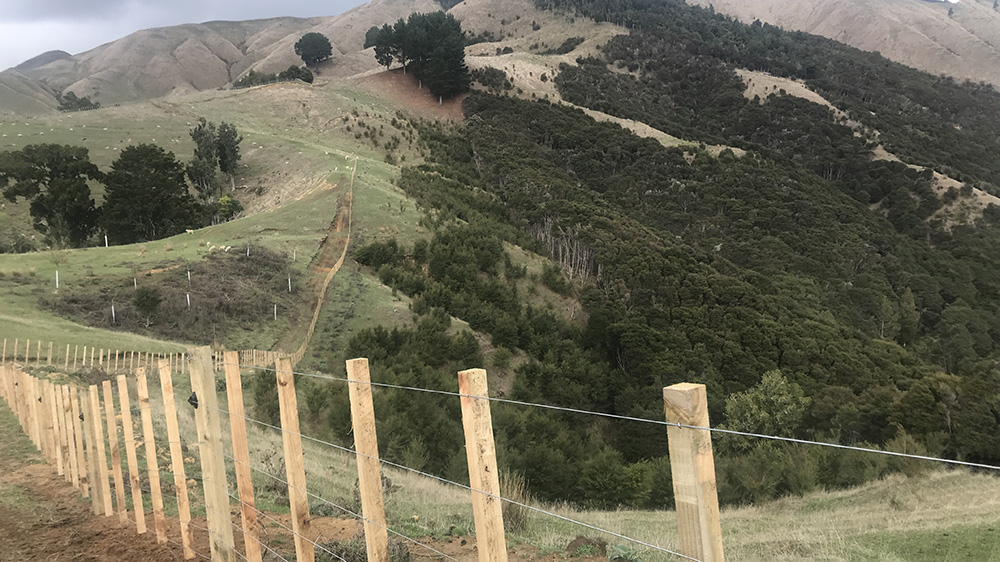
[0,397,40,468]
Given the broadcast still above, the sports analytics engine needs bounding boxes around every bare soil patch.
[355,69,467,124]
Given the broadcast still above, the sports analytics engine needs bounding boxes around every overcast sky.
[0,0,368,71]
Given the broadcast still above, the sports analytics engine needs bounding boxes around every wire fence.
[230,360,1000,473]
[3,347,999,562]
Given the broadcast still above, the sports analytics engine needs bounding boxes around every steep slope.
[0,69,60,114]
[688,0,1000,89]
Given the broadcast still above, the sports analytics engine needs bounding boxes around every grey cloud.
[0,0,135,22]
[0,0,365,70]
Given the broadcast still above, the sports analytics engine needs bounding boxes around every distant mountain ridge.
[0,0,439,113]
[15,51,72,71]
[687,0,1000,89]
[3,0,999,116]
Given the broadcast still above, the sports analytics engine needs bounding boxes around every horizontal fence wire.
[227,360,1000,472]
[137,473,289,562]
[122,511,211,562]
[216,404,698,562]
[186,470,348,562]
[221,451,461,562]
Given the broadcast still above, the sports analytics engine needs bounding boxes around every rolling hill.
[688,0,1000,89]
[0,0,440,110]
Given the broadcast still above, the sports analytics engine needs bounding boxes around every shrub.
[608,545,641,562]
[500,469,530,533]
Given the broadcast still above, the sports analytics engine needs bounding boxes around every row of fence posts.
[0,338,187,375]
[0,345,726,562]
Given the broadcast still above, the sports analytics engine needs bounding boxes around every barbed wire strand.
[222,452,463,562]
[225,361,1000,472]
[216,405,698,562]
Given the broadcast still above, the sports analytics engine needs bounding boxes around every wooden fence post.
[102,380,128,526]
[1,338,5,364]
[32,377,44,453]
[275,356,315,562]
[35,340,41,366]
[62,385,79,488]
[65,344,70,369]
[117,375,146,534]
[73,345,78,370]
[50,382,65,476]
[71,387,89,497]
[42,381,57,468]
[136,367,167,543]
[90,385,114,516]
[663,383,725,562]
[347,358,389,562]
[82,388,103,514]
[13,339,19,364]
[223,351,263,562]
[458,368,508,562]
[158,359,195,559]
[190,347,237,562]
[47,342,53,366]
[55,385,70,481]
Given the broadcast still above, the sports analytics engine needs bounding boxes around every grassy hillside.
[0,76,431,353]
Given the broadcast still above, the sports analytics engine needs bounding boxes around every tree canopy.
[187,117,218,199]
[57,91,100,112]
[0,144,100,247]
[294,32,333,67]
[216,122,243,190]
[365,12,470,99]
[102,144,198,244]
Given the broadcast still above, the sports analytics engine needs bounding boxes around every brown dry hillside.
[1,0,439,110]
[688,0,1000,89]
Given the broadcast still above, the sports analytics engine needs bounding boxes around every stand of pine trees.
[365,12,471,102]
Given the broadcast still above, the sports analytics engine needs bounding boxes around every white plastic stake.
[288,276,291,292]
[187,270,191,283]
[104,235,108,247]
[246,246,250,257]
[134,278,137,289]
[293,249,296,261]
[111,303,116,323]
[186,293,191,308]
[55,270,59,289]
[273,304,277,321]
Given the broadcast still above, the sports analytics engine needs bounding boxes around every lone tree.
[102,144,198,244]
[295,32,333,67]
[0,144,101,247]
